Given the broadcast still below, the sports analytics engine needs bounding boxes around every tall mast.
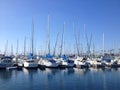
[83,24,86,55]
[11,44,13,55]
[73,22,79,56]
[24,36,26,56]
[92,33,94,56]
[47,15,50,54]
[16,39,19,55]
[31,18,34,54]
[73,22,76,55]
[4,40,8,55]
[78,28,80,56]
[60,22,65,57]
[53,32,59,56]
[102,32,104,56]
[63,22,65,55]
[86,32,92,56]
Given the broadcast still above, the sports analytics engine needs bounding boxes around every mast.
[16,39,19,55]
[60,22,65,57]
[73,22,79,56]
[86,32,92,56]
[73,22,76,55]
[47,15,50,54]
[78,28,80,56]
[53,32,59,56]
[102,32,104,56]
[31,18,34,55]
[83,24,86,55]
[63,22,65,55]
[11,44,13,55]
[24,36,26,56]
[92,33,95,57]
[4,40,8,55]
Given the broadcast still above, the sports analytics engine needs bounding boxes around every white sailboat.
[59,58,74,68]
[58,23,74,68]
[38,57,59,68]
[0,56,13,69]
[23,19,38,68]
[24,59,38,68]
[38,15,58,68]
[0,40,14,69]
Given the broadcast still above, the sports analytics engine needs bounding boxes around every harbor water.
[0,68,120,90]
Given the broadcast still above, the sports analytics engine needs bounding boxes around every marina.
[0,0,120,71]
[0,0,120,90]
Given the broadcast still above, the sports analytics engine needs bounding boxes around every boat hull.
[24,62,38,69]
[0,63,13,69]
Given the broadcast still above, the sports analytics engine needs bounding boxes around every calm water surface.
[0,68,120,90]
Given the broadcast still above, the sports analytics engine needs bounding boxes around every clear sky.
[0,0,120,55]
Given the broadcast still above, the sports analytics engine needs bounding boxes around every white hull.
[38,59,59,68]
[24,60,38,68]
[61,62,74,67]
[59,58,74,68]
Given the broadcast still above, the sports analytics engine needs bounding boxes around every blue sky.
[0,0,120,54]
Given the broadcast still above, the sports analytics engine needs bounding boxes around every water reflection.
[43,68,59,80]
[112,68,118,71]
[89,67,103,72]
[23,68,38,81]
[0,67,120,90]
[0,70,12,80]
[67,68,75,75]
[45,68,59,75]
[23,68,38,75]
[74,68,89,75]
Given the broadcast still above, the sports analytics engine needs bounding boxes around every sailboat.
[0,40,14,69]
[23,54,38,68]
[72,24,90,68]
[39,54,58,68]
[13,40,19,66]
[57,22,74,68]
[23,19,38,68]
[38,15,58,68]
